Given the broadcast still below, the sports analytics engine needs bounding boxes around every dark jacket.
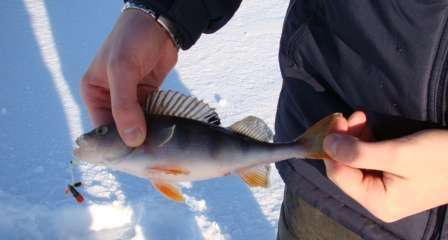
[130,0,448,239]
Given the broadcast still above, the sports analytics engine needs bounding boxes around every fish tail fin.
[295,113,343,160]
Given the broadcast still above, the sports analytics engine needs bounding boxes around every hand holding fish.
[80,10,178,147]
[324,111,448,223]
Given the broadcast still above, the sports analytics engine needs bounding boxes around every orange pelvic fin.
[237,164,270,188]
[148,166,190,175]
[151,180,185,202]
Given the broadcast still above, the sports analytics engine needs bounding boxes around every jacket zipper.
[432,16,448,125]
[435,58,448,125]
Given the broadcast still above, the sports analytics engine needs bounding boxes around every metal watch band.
[156,15,182,49]
[122,2,156,18]
[122,2,181,49]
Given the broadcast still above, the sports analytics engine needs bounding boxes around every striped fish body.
[113,115,300,182]
[74,90,341,202]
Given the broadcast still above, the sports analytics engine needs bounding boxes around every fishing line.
[66,159,84,204]
[26,163,77,211]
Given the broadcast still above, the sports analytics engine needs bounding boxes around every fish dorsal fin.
[237,164,270,188]
[145,90,221,125]
[150,180,185,202]
[228,116,273,142]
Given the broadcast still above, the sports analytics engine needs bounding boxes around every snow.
[0,0,288,239]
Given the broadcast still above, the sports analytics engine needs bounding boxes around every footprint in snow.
[214,94,228,107]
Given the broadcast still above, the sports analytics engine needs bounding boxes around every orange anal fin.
[237,164,270,188]
[151,180,185,202]
[148,166,190,175]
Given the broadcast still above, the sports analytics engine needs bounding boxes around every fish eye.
[96,126,108,136]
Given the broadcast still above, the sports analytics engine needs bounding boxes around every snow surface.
[0,0,288,239]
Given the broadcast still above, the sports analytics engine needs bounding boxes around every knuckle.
[81,71,97,85]
[79,74,98,101]
[108,52,138,71]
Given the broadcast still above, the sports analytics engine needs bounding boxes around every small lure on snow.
[65,181,84,204]
[73,90,341,202]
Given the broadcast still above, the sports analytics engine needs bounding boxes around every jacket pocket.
[280,23,328,93]
[285,23,311,60]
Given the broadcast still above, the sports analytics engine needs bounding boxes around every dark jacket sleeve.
[126,0,242,50]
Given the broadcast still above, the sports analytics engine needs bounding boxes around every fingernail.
[123,127,144,146]
[324,134,342,157]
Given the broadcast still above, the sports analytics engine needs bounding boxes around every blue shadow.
[0,0,75,209]
[161,70,190,95]
[35,0,275,238]
[188,177,276,239]
[0,0,92,239]
[42,0,122,130]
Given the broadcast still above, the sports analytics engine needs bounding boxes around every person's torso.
[275,1,448,239]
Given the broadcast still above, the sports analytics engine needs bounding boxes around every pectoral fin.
[151,125,176,147]
[151,180,185,202]
[237,164,270,188]
[148,166,190,175]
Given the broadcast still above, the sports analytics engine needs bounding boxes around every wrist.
[122,1,180,50]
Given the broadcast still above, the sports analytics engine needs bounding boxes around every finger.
[330,114,349,133]
[325,159,389,220]
[323,133,398,172]
[108,62,147,147]
[80,71,113,127]
[138,75,160,105]
[323,114,348,173]
[325,159,365,198]
[348,111,373,141]
[347,111,367,136]
[322,114,367,203]
[86,104,113,127]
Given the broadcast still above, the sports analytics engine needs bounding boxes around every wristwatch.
[122,1,181,49]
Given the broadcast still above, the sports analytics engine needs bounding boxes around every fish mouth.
[73,135,89,159]
[73,140,82,158]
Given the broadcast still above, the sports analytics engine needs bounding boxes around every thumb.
[323,134,395,172]
[108,65,147,147]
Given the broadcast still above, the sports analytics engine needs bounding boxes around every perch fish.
[73,90,341,202]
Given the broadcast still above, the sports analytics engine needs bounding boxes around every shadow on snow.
[0,0,275,239]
